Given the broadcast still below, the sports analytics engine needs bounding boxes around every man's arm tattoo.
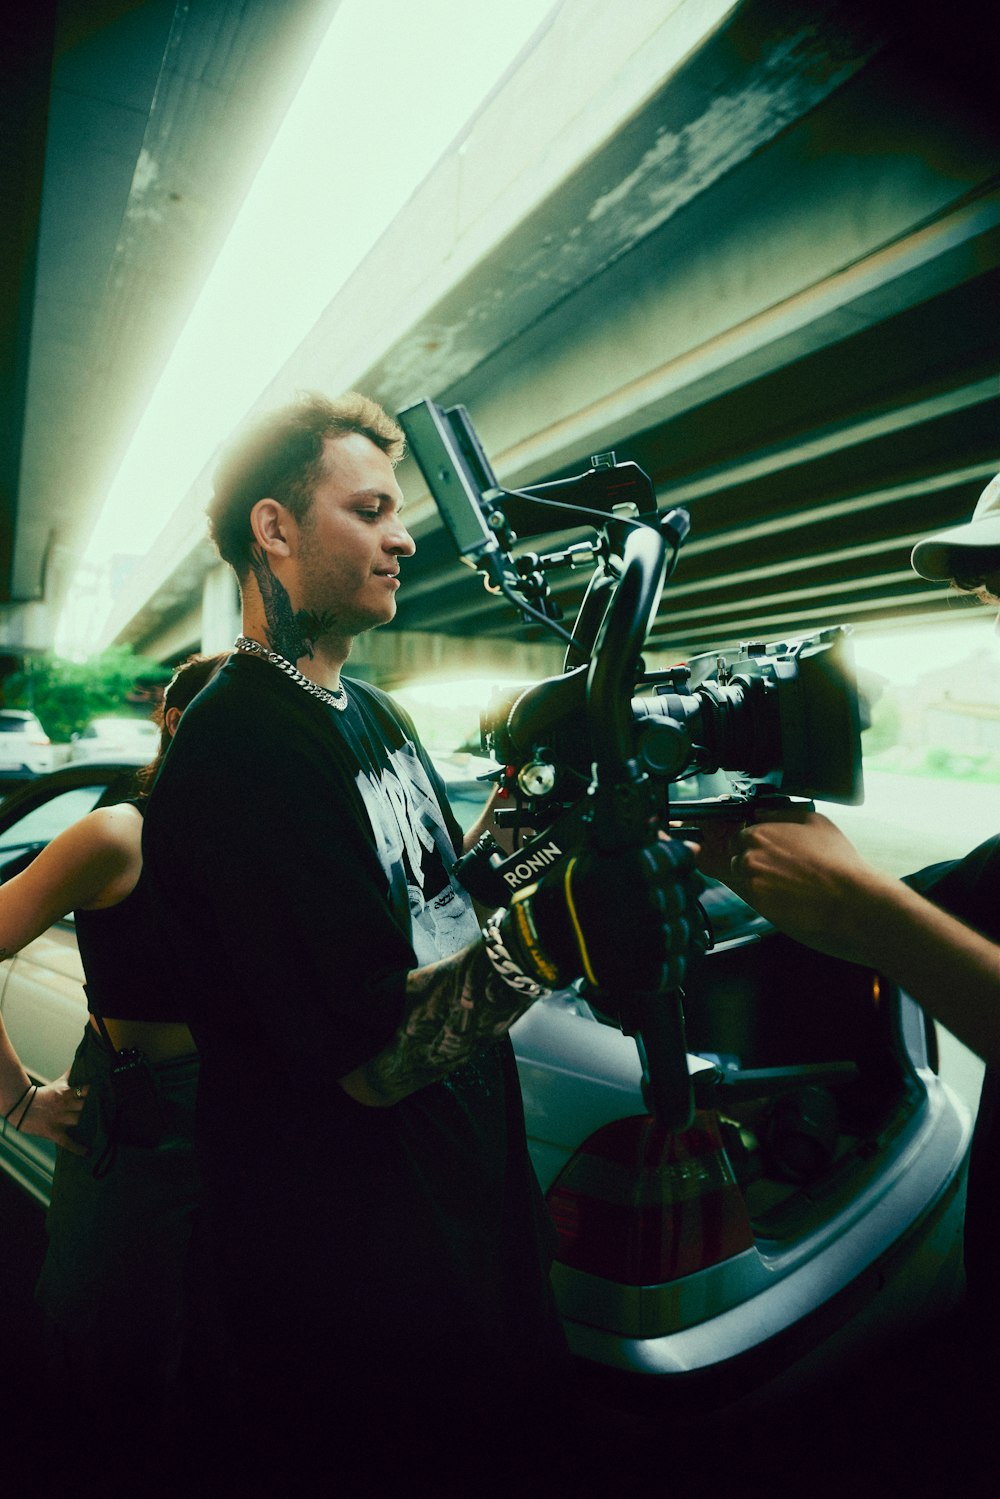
[356,944,534,1104]
[248,544,335,661]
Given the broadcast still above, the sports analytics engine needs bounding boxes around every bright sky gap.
[56,0,556,656]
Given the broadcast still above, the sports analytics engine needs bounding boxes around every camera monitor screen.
[398,399,502,572]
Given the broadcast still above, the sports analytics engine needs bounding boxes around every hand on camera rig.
[484,836,705,997]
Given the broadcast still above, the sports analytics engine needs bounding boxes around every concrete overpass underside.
[5,1,998,690]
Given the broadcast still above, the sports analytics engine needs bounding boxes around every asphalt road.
[3,1157,994,1498]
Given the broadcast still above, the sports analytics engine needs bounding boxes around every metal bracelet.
[481,916,552,1000]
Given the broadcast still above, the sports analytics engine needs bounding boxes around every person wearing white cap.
[698,471,1000,1424]
[910,472,1000,585]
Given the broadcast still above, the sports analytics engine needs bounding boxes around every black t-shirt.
[905,835,1000,1315]
[141,652,559,1394]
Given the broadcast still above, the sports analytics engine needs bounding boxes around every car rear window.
[0,786,108,856]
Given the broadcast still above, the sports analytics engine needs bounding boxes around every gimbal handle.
[583,525,696,1133]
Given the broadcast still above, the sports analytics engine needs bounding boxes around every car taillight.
[546,1110,754,1284]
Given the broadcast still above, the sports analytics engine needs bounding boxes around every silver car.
[68,717,161,766]
[0,764,972,1416]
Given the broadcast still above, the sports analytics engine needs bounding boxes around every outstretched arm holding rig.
[701,806,1000,1070]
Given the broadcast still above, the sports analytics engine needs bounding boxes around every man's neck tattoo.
[249,545,335,662]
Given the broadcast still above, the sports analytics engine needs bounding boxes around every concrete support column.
[200,564,240,653]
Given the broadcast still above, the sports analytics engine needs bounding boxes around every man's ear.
[164,705,183,739]
[249,497,294,560]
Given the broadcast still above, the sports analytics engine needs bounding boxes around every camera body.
[486,622,861,799]
[455,626,862,908]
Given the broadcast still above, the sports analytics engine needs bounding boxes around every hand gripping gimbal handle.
[585,779,696,1134]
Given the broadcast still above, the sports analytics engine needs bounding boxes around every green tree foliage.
[3,647,171,743]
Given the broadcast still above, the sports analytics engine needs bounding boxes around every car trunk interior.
[682,926,927,1241]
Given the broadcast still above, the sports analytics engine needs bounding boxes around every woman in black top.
[0,652,223,1455]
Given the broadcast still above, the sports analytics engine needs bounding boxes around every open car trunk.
[682,920,928,1242]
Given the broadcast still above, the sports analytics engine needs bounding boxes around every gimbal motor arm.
[580,522,696,1131]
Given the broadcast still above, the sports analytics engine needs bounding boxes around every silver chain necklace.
[234,636,348,710]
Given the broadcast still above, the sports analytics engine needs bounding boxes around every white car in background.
[0,710,54,781]
[68,716,160,767]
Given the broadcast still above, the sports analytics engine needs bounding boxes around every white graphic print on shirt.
[355,741,480,965]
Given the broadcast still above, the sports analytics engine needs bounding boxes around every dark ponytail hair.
[133,652,227,795]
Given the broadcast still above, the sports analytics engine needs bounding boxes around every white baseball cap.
[911,472,1000,580]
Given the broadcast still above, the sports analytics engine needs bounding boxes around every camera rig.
[398,397,865,1128]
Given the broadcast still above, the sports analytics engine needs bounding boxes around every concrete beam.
[92,0,1000,673]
